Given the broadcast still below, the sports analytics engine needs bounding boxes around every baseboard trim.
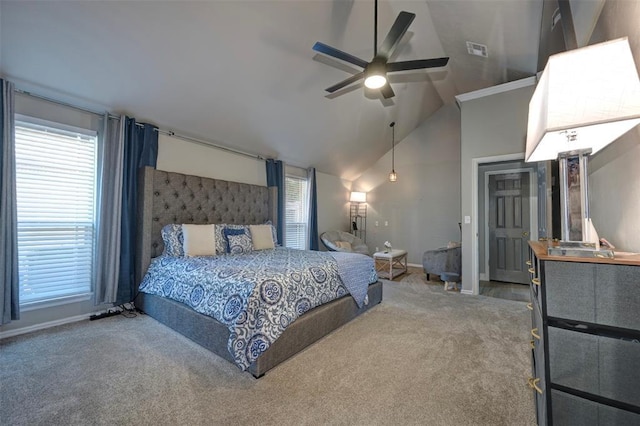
[461,289,474,295]
[0,313,95,340]
[407,263,422,268]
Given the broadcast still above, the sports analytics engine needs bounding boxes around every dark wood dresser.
[527,241,640,425]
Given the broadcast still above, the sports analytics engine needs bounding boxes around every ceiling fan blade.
[380,82,395,99]
[378,11,415,60]
[386,57,449,72]
[325,72,365,93]
[313,42,369,69]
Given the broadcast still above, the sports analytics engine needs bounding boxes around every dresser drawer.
[551,390,640,426]
[548,327,640,407]
[544,262,640,330]
[530,304,547,425]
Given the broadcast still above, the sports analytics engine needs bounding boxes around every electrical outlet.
[384,221,388,226]
[375,221,379,227]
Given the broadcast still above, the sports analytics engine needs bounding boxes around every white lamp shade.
[350,191,367,203]
[526,37,640,162]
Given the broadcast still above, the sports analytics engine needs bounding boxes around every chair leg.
[444,281,448,291]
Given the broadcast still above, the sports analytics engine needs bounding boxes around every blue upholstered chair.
[320,230,370,256]
[422,244,462,291]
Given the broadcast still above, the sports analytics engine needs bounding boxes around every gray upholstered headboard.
[135,167,276,284]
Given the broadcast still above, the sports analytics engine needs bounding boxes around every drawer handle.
[528,377,543,394]
[526,303,533,311]
[526,260,532,266]
[531,278,541,286]
[530,340,535,349]
[531,328,540,340]
[528,268,536,274]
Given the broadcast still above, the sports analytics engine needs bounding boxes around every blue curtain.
[0,79,19,324]
[307,167,319,250]
[265,159,285,244]
[116,118,158,304]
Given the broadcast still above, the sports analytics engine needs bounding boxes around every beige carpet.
[0,278,535,425]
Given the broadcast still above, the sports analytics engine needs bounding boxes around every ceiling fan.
[312,0,449,99]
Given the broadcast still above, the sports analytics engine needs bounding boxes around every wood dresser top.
[529,241,640,266]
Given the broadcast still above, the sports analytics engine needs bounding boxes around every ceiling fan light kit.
[364,58,387,89]
[313,0,449,99]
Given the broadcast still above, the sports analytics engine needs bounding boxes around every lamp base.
[547,241,614,259]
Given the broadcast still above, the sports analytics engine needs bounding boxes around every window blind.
[15,120,97,304]
[285,176,308,250]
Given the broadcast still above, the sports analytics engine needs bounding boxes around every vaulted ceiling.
[0,0,543,180]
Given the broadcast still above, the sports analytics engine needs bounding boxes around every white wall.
[459,81,535,294]
[353,105,461,264]
[157,134,266,186]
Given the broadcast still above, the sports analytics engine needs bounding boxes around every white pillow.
[249,224,275,250]
[182,224,216,256]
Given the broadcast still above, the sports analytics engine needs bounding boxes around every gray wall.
[459,82,535,293]
[353,104,461,265]
[585,0,640,253]
[316,172,351,248]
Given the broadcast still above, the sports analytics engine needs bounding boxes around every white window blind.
[15,119,97,305]
[285,176,309,250]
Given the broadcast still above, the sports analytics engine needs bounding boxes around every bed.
[134,167,382,377]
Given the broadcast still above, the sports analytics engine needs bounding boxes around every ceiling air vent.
[466,41,488,58]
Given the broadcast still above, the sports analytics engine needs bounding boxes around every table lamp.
[525,37,640,257]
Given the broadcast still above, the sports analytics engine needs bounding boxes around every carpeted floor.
[0,278,535,426]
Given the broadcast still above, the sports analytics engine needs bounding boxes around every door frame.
[469,153,528,296]
[483,167,538,282]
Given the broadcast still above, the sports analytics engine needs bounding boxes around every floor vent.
[466,41,488,58]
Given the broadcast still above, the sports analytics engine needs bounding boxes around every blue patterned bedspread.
[139,248,377,370]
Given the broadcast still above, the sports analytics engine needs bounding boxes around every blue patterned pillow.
[227,233,253,254]
[161,224,184,257]
[215,224,248,254]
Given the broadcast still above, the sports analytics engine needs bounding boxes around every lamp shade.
[350,191,367,203]
[526,37,640,162]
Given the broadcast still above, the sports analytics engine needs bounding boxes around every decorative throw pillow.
[223,227,253,253]
[335,241,352,251]
[249,224,275,250]
[215,224,248,254]
[161,224,184,257]
[182,224,216,256]
[227,233,253,254]
[264,220,279,246]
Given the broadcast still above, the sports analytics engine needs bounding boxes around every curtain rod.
[15,88,267,162]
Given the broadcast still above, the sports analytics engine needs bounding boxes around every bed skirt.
[135,280,383,377]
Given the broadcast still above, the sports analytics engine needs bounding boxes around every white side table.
[373,249,408,280]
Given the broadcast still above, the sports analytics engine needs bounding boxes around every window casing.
[285,175,309,250]
[15,117,98,306]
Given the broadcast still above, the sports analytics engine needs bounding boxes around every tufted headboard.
[135,167,276,284]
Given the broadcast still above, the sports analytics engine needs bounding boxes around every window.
[15,118,98,305]
[285,175,309,250]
